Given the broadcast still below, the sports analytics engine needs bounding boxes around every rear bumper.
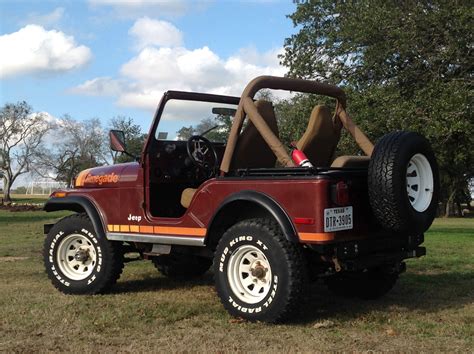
[308,233,425,273]
[342,246,425,271]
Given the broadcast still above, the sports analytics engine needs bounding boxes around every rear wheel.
[152,254,212,278]
[44,213,124,294]
[214,218,307,323]
[368,131,439,234]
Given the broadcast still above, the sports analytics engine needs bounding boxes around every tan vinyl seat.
[230,100,279,170]
[181,100,279,209]
[296,105,342,167]
[181,187,197,208]
[331,155,371,168]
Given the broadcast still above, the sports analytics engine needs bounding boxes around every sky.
[0,0,297,138]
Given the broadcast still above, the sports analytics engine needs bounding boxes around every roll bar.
[220,76,374,173]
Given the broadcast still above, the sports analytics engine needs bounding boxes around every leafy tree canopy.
[280,0,473,214]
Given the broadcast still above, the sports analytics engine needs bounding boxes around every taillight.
[332,181,350,205]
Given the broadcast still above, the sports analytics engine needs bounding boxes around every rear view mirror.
[212,107,237,116]
[110,130,126,152]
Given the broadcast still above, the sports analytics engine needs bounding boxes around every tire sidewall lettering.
[46,226,103,288]
[218,234,281,316]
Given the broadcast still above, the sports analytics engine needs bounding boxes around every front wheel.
[43,213,124,294]
[214,218,307,323]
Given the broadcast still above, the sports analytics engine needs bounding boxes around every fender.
[206,190,298,244]
[43,196,106,239]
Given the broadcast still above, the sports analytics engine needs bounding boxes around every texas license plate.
[324,206,353,232]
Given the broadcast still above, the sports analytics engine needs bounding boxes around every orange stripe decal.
[299,232,335,242]
[120,225,130,232]
[139,225,154,233]
[154,226,206,236]
[107,224,206,237]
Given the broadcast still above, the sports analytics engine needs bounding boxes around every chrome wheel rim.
[406,153,434,212]
[227,245,272,304]
[56,234,97,281]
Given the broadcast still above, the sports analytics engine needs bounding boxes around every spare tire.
[368,131,439,234]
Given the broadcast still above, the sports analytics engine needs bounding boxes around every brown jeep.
[43,76,439,323]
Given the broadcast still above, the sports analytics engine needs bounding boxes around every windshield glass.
[155,99,238,143]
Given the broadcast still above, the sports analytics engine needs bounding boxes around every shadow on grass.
[294,271,474,324]
[112,272,215,294]
[112,270,473,322]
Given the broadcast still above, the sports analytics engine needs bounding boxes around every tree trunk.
[2,177,12,203]
[444,190,456,217]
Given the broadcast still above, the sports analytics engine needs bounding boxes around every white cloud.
[68,77,126,96]
[88,0,191,18]
[129,17,183,49]
[72,45,286,111]
[23,7,65,28]
[70,19,286,112]
[115,45,286,110]
[0,25,92,79]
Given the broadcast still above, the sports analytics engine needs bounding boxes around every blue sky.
[0,0,297,135]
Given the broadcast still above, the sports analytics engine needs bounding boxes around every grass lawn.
[0,211,472,351]
[10,194,49,204]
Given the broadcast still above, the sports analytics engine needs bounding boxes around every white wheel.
[227,245,273,304]
[56,234,97,281]
[406,153,434,212]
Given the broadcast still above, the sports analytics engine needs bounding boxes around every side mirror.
[110,130,126,152]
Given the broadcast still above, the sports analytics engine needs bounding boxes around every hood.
[75,162,138,188]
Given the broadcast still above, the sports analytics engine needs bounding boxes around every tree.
[281,0,473,214]
[109,116,147,163]
[0,101,50,202]
[37,116,108,187]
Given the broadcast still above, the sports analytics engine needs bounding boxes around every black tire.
[43,213,124,294]
[368,131,439,234]
[325,267,398,300]
[214,218,307,323]
[152,254,212,279]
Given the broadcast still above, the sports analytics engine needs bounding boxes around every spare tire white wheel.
[368,131,439,234]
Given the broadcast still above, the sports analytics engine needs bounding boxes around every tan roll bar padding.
[336,106,374,157]
[240,76,347,106]
[220,75,374,173]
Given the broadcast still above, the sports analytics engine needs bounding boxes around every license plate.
[324,206,353,232]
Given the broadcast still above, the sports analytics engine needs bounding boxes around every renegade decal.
[84,172,119,185]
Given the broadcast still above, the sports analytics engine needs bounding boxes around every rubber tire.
[325,268,398,300]
[214,218,307,323]
[152,254,212,279]
[368,131,439,234]
[43,213,124,294]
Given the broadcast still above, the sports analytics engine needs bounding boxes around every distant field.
[0,211,472,351]
[10,194,49,204]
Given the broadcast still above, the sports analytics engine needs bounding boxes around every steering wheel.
[186,135,218,177]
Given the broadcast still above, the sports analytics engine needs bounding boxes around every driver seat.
[180,100,279,209]
[230,100,279,170]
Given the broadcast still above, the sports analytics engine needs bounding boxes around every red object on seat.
[291,142,314,168]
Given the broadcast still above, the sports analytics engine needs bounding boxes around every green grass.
[10,194,49,204]
[0,212,472,351]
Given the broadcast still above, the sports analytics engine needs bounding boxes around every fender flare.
[44,196,106,239]
[206,190,298,244]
